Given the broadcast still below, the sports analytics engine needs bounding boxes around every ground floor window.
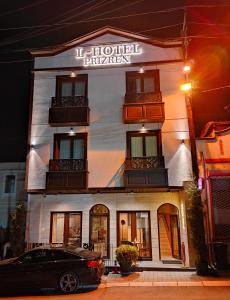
[158,204,181,260]
[50,212,82,246]
[117,211,151,259]
[90,204,109,258]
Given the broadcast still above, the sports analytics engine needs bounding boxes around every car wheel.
[58,271,79,294]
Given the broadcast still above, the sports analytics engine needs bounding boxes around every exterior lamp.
[183,64,191,73]
[140,124,147,133]
[69,127,75,136]
[139,67,144,74]
[70,71,76,78]
[180,82,192,92]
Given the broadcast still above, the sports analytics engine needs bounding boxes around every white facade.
[26,28,193,266]
[0,162,26,228]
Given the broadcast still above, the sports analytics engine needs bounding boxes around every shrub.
[116,244,138,272]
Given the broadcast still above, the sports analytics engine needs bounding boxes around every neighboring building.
[26,27,193,267]
[196,121,230,265]
[0,162,26,245]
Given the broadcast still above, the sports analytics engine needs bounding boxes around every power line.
[201,85,230,93]
[0,0,49,17]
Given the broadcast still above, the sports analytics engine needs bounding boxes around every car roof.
[27,245,101,259]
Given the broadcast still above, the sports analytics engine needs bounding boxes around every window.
[49,250,80,261]
[51,212,82,246]
[90,204,109,258]
[126,70,160,96]
[4,175,16,193]
[56,75,88,97]
[18,250,48,264]
[54,133,87,160]
[127,131,161,158]
[117,211,151,259]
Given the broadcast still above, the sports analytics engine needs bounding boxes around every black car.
[0,246,104,294]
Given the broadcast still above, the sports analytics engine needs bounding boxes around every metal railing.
[51,96,88,108]
[49,159,87,172]
[125,156,165,169]
[125,92,162,103]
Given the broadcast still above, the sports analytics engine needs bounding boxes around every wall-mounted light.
[183,64,191,73]
[68,127,76,136]
[140,124,147,133]
[139,67,144,74]
[180,82,192,92]
[70,71,76,78]
[181,139,185,144]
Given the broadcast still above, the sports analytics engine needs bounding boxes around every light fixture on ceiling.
[69,127,75,136]
[140,124,147,133]
[70,71,76,78]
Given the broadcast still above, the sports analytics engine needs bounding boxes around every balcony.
[46,159,88,190]
[124,156,168,187]
[123,92,165,124]
[49,96,89,126]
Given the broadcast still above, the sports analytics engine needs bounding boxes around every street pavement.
[0,271,230,299]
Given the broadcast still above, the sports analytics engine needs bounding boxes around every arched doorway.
[158,203,181,261]
[89,204,109,258]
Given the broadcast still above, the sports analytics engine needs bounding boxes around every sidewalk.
[100,270,230,287]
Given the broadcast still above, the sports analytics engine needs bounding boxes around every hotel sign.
[75,43,142,67]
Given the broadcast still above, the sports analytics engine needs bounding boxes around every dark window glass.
[126,70,159,95]
[54,134,86,160]
[56,75,87,97]
[19,250,48,264]
[49,250,80,261]
[5,175,15,193]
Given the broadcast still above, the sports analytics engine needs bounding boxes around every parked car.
[0,245,104,294]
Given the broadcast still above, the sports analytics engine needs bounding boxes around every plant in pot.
[116,244,138,275]
[186,180,209,275]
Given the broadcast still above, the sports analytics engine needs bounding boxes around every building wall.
[27,34,192,190]
[0,162,26,228]
[26,191,190,266]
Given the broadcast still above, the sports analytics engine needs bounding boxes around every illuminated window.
[90,204,109,258]
[51,212,82,246]
[117,211,151,259]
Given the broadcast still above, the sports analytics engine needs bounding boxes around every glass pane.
[136,78,141,93]
[131,137,143,157]
[61,82,72,96]
[5,175,15,193]
[73,139,84,159]
[144,77,155,93]
[74,81,85,96]
[60,139,71,159]
[91,204,109,215]
[145,136,157,156]
[136,212,151,258]
[91,216,108,257]
[127,77,136,94]
[52,213,64,243]
[119,213,131,242]
[68,214,81,247]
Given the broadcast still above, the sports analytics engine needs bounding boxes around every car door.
[14,249,48,289]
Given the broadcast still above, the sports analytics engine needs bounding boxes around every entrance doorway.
[158,204,181,261]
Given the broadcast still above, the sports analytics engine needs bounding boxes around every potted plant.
[116,244,138,275]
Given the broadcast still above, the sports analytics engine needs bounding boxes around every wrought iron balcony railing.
[49,159,87,172]
[125,92,162,103]
[51,96,88,108]
[125,156,165,170]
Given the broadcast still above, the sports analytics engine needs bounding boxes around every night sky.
[0,0,229,162]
